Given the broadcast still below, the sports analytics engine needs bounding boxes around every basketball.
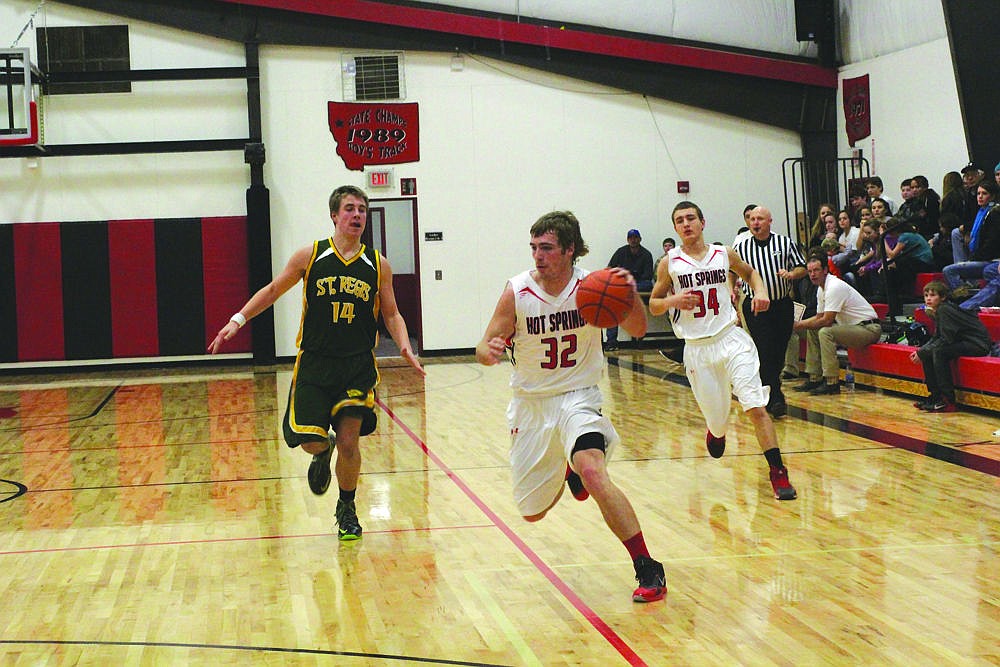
[576,268,634,328]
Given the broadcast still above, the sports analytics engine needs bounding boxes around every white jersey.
[666,245,738,340]
[508,267,604,397]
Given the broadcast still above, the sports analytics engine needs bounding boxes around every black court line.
[0,385,121,433]
[0,640,510,666]
[0,479,27,503]
[610,356,1000,478]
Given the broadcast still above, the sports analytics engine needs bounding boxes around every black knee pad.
[572,431,606,456]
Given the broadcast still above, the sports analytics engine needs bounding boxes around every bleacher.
[845,272,1000,412]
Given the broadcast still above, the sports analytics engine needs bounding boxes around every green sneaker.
[335,498,362,541]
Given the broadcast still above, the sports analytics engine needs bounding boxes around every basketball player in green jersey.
[209,185,425,540]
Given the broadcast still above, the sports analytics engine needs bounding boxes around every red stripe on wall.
[13,222,64,361]
[108,219,159,357]
[202,216,251,352]
[217,0,837,88]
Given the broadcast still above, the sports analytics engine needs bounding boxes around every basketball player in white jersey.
[476,210,667,602]
[649,201,797,501]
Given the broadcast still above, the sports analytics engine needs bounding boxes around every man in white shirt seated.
[792,256,882,394]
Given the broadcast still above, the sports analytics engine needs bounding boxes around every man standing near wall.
[733,206,807,418]
[604,229,654,351]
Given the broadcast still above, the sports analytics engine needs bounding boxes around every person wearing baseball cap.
[961,162,985,223]
[604,229,654,350]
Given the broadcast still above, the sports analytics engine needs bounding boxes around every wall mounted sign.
[368,168,393,188]
[842,74,870,147]
[328,101,420,171]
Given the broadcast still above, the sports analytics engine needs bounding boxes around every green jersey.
[296,239,381,357]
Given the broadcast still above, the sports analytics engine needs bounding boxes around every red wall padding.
[108,219,159,357]
[13,222,64,361]
[7,216,251,363]
[202,216,252,352]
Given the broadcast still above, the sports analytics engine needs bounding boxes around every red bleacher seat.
[979,312,1000,341]
[850,308,1000,400]
[955,356,1000,393]
[849,343,923,380]
[915,272,944,294]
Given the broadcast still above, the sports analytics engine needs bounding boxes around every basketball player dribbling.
[649,201,797,501]
[475,210,667,602]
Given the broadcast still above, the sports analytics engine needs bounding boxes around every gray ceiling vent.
[342,52,405,101]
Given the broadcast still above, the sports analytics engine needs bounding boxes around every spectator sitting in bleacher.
[809,202,836,249]
[940,170,971,228]
[909,281,992,412]
[907,175,941,240]
[882,218,935,312]
[654,237,676,274]
[870,197,892,226]
[850,221,882,300]
[945,179,999,289]
[858,204,873,227]
[866,177,895,215]
[961,162,985,225]
[848,186,868,227]
[831,209,860,274]
[821,237,844,279]
[864,219,900,307]
[895,178,917,222]
[792,255,882,395]
[928,212,957,271]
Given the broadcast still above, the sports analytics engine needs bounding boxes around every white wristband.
[230,312,246,328]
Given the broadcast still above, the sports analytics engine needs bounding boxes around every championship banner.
[842,74,870,147]
[328,101,419,171]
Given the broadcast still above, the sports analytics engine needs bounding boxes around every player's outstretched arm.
[476,284,516,366]
[208,245,312,354]
[378,255,426,376]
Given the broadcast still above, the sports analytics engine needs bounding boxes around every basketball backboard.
[0,48,41,146]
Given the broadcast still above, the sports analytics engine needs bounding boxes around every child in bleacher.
[821,237,843,278]
[908,281,992,412]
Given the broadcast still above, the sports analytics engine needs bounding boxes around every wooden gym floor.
[0,351,997,666]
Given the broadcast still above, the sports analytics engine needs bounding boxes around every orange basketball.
[576,268,634,328]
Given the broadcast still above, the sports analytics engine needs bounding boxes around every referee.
[733,206,807,418]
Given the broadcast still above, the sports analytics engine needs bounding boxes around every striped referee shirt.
[733,232,806,300]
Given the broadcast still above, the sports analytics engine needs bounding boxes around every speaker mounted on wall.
[795,0,834,43]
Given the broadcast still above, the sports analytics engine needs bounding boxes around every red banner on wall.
[328,101,420,171]
[842,74,871,147]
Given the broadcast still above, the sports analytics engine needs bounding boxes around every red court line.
[0,524,494,557]
[376,398,649,667]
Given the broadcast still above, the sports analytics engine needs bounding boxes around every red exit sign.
[368,169,393,188]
